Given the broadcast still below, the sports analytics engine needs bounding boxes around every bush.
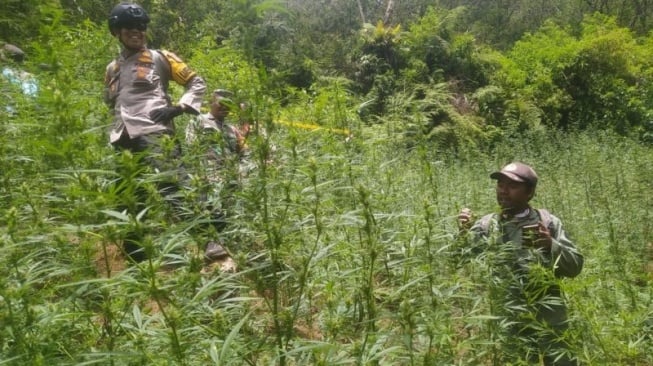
[493,14,653,137]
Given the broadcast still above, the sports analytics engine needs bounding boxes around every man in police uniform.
[104,3,227,263]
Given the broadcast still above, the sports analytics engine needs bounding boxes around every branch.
[383,0,395,25]
[357,0,366,24]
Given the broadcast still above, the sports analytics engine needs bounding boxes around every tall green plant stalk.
[354,185,380,365]
[96,237,118,366]
[143,249,186,364]
[249,122,291,366]
[284,158,323,352]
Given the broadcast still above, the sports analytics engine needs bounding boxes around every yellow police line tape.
[275,119,351,136]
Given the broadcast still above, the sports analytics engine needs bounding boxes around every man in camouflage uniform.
[186,89,250,261]
[186,89,249,179]
[458,162,584,365]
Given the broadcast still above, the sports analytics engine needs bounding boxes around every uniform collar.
[502,207,530,220]
[120,46,147,60]
[208,114,226,128]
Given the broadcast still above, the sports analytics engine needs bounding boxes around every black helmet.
[108,3,150,35]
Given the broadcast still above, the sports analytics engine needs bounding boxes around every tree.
[0,0,50,44]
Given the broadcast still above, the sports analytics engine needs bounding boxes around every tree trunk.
[357,0,366,24]
[383,0,396,25]
[630,0,649,32]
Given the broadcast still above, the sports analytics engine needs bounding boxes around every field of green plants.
[2,86,653,365]
[1,10,653,366]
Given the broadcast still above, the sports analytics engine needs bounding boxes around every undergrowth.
[1,102,652,364]
[1,21,652,366]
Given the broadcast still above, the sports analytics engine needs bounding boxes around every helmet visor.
[117,21,147,31]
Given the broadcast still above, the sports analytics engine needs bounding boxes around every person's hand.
[149,105,183,122]
[458,208,473,230]
[240,123,251,136]
[534,223,552,251]
[523,223,552,251]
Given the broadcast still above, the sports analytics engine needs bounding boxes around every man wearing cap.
[458,162,584,365]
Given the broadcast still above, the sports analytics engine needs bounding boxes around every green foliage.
[280,76,359,135]
[447,33,490,90]
[556,15,642,132]
[3,45,653,366]
[377,83,491,151]
[352,21,405,100]
[490,14,653,137]
[402,7,454,83]
[2,1,653,365]
[0,0,55,43]
[354,6,495,138]
[211,0,290,66]
[458,0,575,48]
[189,41,262,100]
[58,0,109,25]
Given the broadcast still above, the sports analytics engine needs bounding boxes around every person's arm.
[545,216,584,278]
[103,61,119,108]
[160,50,206,114]
[234,127,249,156]
[456,208,491,260]
[150,49,207,123]
[185,114,201,145]
[177,75,206,114]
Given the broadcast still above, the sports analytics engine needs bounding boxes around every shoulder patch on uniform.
[159,49,197,85]
[105,60,120,85]
[160,50,183,63]
[138,50,154,64]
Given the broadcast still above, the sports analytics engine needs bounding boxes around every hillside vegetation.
[1,1,652,365]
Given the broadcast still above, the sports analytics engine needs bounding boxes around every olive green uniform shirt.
[470,208,584,278]
[466,207,584,327]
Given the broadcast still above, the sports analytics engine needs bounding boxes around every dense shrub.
[492,14,653,138]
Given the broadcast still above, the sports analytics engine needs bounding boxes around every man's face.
[117,23,147,51]
[495,176,533,212]
[210,99,230,120]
